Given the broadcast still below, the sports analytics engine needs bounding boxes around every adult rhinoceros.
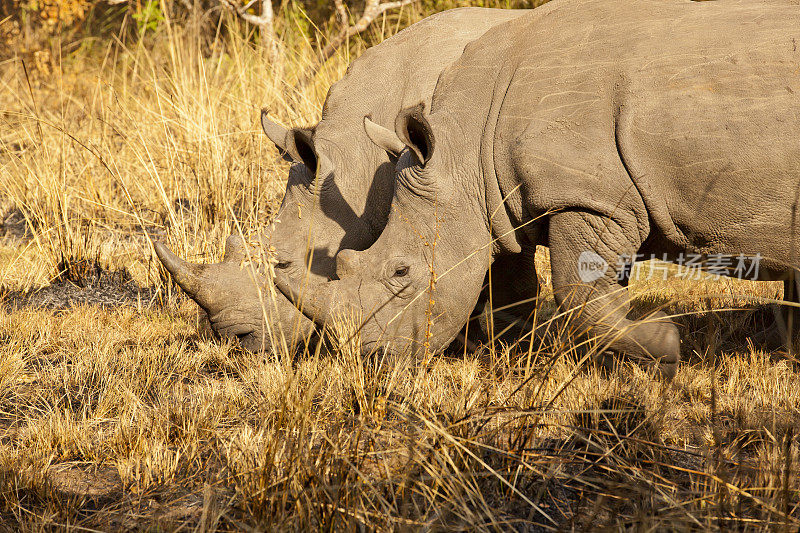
[155,7,531,352]
[275,0,800,377]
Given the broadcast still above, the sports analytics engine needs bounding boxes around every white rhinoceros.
[276,0,800,377]
[155,7,533,352]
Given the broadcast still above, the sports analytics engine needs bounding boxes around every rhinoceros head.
[156,111,395,353]
[262,110,390,290]
[155,235,315,352]
[274,104,493,355]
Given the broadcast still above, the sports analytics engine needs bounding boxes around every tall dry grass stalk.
[0,10,363,292]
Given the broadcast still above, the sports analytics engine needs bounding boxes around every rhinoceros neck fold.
[480,58,524,256]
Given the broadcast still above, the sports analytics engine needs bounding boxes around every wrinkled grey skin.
[155,8,529,352]
[276,0,800,377]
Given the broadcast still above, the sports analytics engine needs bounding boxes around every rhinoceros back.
[425,0,800,278]
[315,8,527,149]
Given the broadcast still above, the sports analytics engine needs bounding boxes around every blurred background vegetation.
[0,0,547,292]
[1,0,542,70]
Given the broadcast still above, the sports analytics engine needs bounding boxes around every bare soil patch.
[1,264,158,310]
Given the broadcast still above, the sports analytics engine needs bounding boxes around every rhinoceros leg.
[461,245,540,351]
[479,245,540,343]
[786,276,800,350]
[775,276,800,353]
[752,276,800,353]
[548,211,680,379]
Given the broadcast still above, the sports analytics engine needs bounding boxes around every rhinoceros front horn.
[155,242,213,307]
[272,269,335,328]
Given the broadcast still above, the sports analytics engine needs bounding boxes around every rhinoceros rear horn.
[222,234,248,263]
[363,116,405,157]
[155,242,208,303]
[395,103,435,165]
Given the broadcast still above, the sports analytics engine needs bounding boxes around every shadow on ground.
[0,263,158,311]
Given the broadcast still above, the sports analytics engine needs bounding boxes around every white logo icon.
[577,251,608,283]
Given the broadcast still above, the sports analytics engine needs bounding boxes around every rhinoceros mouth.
[209,315,259,338]
[359,339,379,353]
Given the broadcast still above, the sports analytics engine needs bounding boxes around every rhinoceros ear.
[261,110,318,169]
[363,116,405,157]
[395,103,435,166]
[260,109,293,162]
[285,128,318,171]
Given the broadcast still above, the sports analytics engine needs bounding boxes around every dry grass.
[0,13,799,531]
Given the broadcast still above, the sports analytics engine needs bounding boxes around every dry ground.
[0,16,798,531]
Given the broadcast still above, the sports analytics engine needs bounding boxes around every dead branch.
[219,0,280,57]
[110,0,276,47]
[220,0,273,28]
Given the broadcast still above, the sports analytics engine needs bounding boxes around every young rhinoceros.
[275,0,800,376]
[155,7,529,352]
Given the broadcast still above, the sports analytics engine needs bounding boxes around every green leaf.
[133,0,165,34]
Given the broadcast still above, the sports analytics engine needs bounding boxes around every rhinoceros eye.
[393,265,409,278]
